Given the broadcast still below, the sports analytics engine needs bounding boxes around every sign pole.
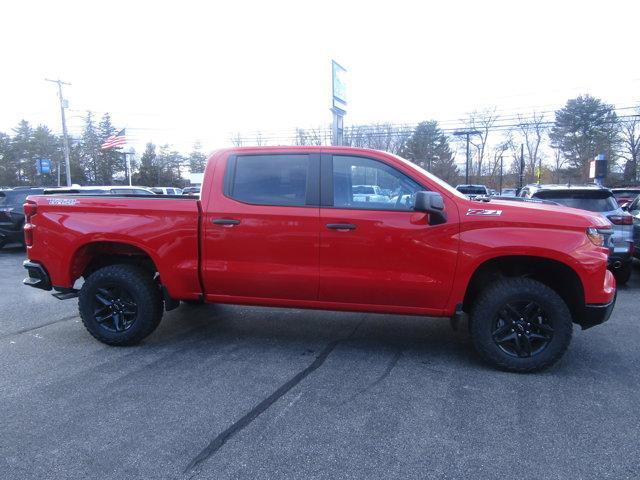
[331,60,347,146]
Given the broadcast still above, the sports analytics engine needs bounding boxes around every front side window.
[332,155,423,211]
[228,154,309,206]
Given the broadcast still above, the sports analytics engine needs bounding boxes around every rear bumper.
[23,260,52,291]
[577,294,616,330]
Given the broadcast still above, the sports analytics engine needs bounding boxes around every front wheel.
[469,278,573,373]
[79,264,163,346]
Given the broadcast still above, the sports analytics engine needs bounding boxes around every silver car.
[521,184,634,284]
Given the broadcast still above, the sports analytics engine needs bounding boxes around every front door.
[202,152,320,302]
[319,154,458,312]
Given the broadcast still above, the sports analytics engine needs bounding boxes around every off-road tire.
[79,264,163,346]
[470,277,573,373]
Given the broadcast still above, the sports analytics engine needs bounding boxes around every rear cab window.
[225,154,315,206]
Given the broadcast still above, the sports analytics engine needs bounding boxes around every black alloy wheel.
[92,285,138,333]
[491,301,554,358]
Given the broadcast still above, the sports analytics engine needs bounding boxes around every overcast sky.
[2,0,639,154]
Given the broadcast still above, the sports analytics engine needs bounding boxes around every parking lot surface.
[1,247,640,479]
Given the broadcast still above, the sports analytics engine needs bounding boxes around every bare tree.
[517,111,548,181]
[463,108,499,179]
[294,127,325,146]
[550,148,568,184]
[230,132,244,147]
[343,123,411,154]
[619,110,640,182]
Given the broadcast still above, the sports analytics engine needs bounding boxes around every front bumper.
[578,293,616,330]
[23,260,52,291]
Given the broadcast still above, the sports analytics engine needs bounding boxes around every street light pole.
[453,130,481,184]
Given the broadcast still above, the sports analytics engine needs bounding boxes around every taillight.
[23,223,34,246]
[23,202,37,221]
[607,214,633,225]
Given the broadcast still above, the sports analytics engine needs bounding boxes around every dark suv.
[0,188,44,249]
[520,184,634,284]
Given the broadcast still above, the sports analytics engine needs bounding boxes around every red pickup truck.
[22,146,616,372]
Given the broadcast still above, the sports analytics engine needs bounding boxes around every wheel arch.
[69,240,160,284]
[462,255,585,323]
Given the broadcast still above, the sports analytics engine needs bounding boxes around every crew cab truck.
[22,147,616,372]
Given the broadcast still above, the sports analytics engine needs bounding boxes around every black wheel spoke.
[523,302,541,322]
[519,334,533,357]
[112,313,123,331]
[528,332,551,341]
[535,322,554,334]
[91,284,137,333]
[95,313,113,323]
[504,304,522,321]
[492,322,512,340]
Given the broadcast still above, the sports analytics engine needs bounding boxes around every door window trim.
[223,152,320,207]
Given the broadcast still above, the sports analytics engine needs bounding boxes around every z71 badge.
[48,198,78,206]
[466,208,502,216]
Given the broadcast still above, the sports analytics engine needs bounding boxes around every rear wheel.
[470,278,573,372]
[79,264,163,346]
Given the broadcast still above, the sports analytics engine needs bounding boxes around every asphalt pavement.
[1,246,639,479]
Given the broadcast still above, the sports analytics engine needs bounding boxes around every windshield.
[390,153,467,199]
[612,189,640,199]
[535,191,618,212]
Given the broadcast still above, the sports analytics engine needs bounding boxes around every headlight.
[586,227,604,246]
[586,227,613,247]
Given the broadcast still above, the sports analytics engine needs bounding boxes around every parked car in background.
[455,184,489,198]
[182,187,201,196]
[352,185,390,204]
[522,184,634,284]
[151,187,183,195]
[625,194,640,259]
[0,187,44,248]
[501,188,517,197]
[611,187,640,208]
[44,186,156,195]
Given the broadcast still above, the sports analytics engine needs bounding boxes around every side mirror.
[414,191,447,225]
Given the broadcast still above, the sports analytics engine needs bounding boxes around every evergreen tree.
[11,120,36,185]
[403,121,458,184]
[135,143,158,186]
[79,112,102,183]
[0,132,16,186]
[188,141,207,173]
[97,113,122,184]
[550,95,618,181]
[31,126,62,186]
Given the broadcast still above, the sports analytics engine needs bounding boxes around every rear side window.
[226,154,310,206]
[535,191,618,212]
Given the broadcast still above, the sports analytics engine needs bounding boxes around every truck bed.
[25,194,202,300]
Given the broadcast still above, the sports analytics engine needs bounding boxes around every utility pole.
[453,130,480,184]
[45,78,72,186]
[499,155,503,194]
[518,143,525,190]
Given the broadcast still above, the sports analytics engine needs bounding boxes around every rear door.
[318,153,458,312]
[201,152,320,302]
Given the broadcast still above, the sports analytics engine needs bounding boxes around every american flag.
[101,129,126,150]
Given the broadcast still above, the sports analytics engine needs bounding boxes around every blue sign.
[37,159,51,175]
